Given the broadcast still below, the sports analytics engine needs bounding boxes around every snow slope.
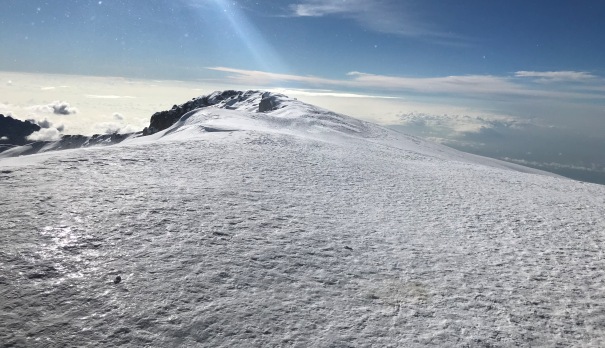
[1,91,604,347]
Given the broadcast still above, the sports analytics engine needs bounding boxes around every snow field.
[1,95,605,346]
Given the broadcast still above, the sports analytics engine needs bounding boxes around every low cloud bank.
[30,101,78,115]
[391,114,605,185]
[25,117,66,141]
[26,128,62,141]
[93,121,138,135]
[397,112,527,136]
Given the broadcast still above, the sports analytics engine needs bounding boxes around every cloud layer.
[208,67,605,101]
[26,128,62,141]
[289,0,464,44]
[515,71,596,82]
[24,117,66,141]
[30,101,78,115]
[397,112,527,136]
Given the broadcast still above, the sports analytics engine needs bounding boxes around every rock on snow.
[1,91,604,347]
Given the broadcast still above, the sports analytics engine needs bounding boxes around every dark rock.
[148,96,214,135]
[0,114,41,152]
[114,275,122,284]
[258,91,283,112]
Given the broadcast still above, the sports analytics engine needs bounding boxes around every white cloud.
[347,71,522,96]
[51,101,77,115]
[208,67,605,100]
[290,0,354,16]
[94,122,121,134]
[515,71,596,82]
[40,86,70,90]
[267,88,398,99]
[93,122,138,135]
[25,117,66,136]
[26,128,62,141]
[27,117,52,129]
[94,112,137,134]
[398,112,526,135]
[85,95,136,99]
[208,66,336,86]
[289,0,466,44]
[29,101,78,115]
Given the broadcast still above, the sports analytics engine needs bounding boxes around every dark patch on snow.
[27,265,59,279]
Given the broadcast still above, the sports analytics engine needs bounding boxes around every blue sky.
[2,0,604,78]
[1,0,604,183]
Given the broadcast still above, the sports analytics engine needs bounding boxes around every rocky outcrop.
[144,90,285,135]
[258,95,279,112]
[0,114,41,152]
[146,91,234,135]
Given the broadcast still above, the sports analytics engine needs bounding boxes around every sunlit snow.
[1,92,604,346]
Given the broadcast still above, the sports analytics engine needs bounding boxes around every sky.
[0,0,604,184]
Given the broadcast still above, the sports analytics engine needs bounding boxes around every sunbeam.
[184,0,288,73]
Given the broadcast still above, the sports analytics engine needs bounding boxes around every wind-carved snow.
[1,91,604,347]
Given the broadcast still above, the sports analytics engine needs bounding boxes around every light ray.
[186,0,288,74]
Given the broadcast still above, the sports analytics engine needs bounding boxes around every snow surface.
[1,91,605,347]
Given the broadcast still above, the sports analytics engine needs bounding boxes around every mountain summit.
[144,90,375,137]
[145,90,292,134]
